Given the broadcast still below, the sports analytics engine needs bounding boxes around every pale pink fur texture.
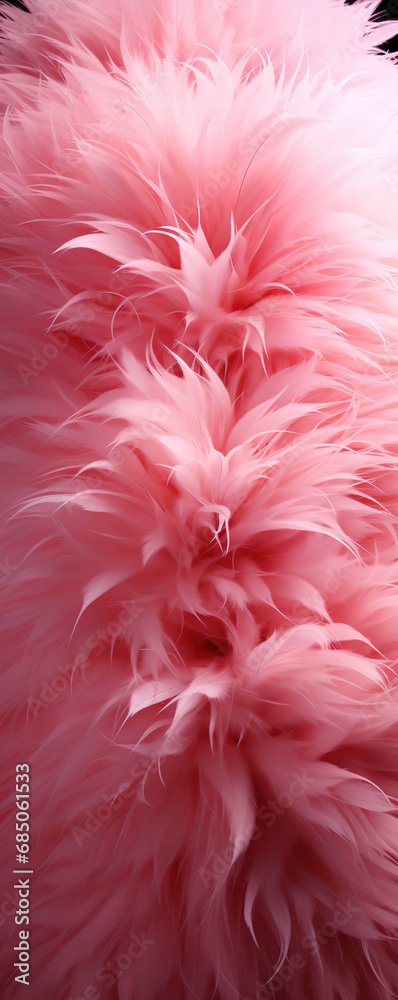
[1,1,398,998]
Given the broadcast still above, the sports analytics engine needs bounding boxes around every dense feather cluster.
[2,1,398,998]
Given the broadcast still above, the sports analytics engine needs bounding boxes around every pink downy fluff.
[1,0,398,997]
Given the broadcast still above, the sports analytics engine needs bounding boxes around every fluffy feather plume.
[1,1,398,998]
